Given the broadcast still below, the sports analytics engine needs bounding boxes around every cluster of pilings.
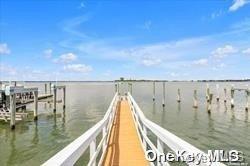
[0,82,66,129]
[115,82,250,113]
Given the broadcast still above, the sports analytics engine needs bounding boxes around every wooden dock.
[102,99,148,166]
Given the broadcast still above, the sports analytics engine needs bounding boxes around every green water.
[0,82,249,165]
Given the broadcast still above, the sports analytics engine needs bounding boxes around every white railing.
[127,92,225,166]
[42,93,119,166]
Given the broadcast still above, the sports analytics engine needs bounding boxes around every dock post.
[230,85,235,108]
[216,84,220,102]
[63,87,66,109]
[49,82,52,94]
[45,83,47,94]
[153,81,155,101]
[130,83,132,95]
[33,91,38,120]
[115,84,117,93]
[177,88,181,102]
[52,85,57,112]
[10,94,16,129]
[162,82,166,107]
[193,90,198,108]
[246,88,249,111]
[207,94,213,113]
[206,84,210,102]
[117,83,120,95]
[90,139,96,165]
[224,88,227,103]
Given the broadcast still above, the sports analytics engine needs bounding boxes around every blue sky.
[0,0,250,81]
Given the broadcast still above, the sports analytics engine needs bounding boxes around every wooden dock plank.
[102,99,148,166]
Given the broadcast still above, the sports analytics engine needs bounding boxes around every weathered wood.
[177,88,181,102]
[153,81,155,101]
[10,94,16,129]
[193,90,198,108]
[162,82,166,107]
[34,91,38,120]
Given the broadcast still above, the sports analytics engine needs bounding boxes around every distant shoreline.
[1,79,250,83]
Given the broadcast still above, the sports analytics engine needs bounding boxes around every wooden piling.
[206,84,210,102]
[49,82,52,94]
[53,85,57,112]
[63,87,66,109]
[216,84,220,101]
[193,90,198,108]
[246,88,249,111]
[224,88,227,103]
[230,85,235,108]
[177,88,181,102]
[45,83,47,94]
[34,91,38,120]
[129,83,132,95]
[115,84,117,93]
[153,81,155,101]
[207,94,213,113]
[162,82,166,107]
[10,94,16,129]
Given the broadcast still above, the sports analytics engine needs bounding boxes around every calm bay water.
[0,82,249,165]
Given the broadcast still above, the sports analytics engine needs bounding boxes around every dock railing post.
[153,81,155,101]
[162,82,166,107]
[193,90,198,108]
[231,85,235,108]
[246,87,249,111]
[10,93,16,129]
[216,84,220,102]
[63,87,66,109]
[157,138,164,165]
[224,88,227,103]
[102,125,107,153]
[177,88,181,102]
[142,125,147,150]
[90,138,96,165]
[34,90,38,120]
[52,84,57,112]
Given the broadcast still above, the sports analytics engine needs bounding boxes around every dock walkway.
[102,99,148,166]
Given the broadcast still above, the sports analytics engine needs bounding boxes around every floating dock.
[0,83,66,129]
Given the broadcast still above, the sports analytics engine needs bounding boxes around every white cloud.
[44,49,53,58]
[54,53,77,63]
[79,1,85,8]
[211,10,224,19]
[229,0,249,12]
[0,64,16,75]
[212,45,238,58]
[192,58,208,66]
[142,58,161,66]
[63,64,92,73]
[0,43,11,55]
[242,48,250,55]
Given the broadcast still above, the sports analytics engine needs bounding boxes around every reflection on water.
[0,81,250,165]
